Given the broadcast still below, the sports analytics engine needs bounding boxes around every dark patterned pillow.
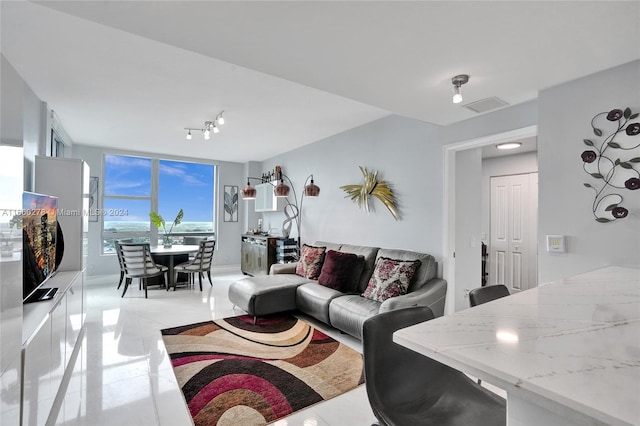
[295,244,327,280]
[362,257,421,302]
[317,250,365,292]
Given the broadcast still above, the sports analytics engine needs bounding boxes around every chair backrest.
[363,307,452,423]
[114,238,133,269]
[118,242,160,277]
[183,236,205,245]
[468,284,510,307]
[193,239,216,270]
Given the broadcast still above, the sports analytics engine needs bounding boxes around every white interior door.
[490,173,537,293]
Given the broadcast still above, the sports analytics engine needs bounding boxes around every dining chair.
[183,236,206,245]
[114,238,133,290]
[173,239,216,291]
[468,284,510,307]
[182,235,206,266]
[117,242,168,298]
[363,307,506,426]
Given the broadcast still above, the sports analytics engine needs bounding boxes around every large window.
[159,160,214,233]
[102,154,215,253]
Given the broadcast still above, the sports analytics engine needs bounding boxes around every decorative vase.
[163,234,172,249]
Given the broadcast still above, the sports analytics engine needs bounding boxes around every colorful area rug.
[161,314,364,426]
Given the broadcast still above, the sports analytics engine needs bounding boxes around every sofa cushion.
[362,257,421,302]
[329,295,382,340]
[312,241,342,252]
[376,248,437,292]
[228,275,308,317]
[295,244,326,280]
[339,244,380,293]
[317,250,365,292]
[296,283,344,324]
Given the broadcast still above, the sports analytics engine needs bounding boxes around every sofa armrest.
[270,262,298,275]
[379,278,447,317]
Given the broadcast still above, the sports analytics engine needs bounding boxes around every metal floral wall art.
[340,166,400,220]
[581,107,640,222]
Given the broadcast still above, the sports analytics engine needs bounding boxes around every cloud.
[105,155,151,169]
[159,163,209,186]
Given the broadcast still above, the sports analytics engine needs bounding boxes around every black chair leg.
[121,277,132,297]
[198,272,203,291]
[117,271,124,289]
[143,278,148,298]
[207,271,212,286]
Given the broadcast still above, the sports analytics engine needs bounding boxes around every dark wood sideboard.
[241,234,278,276]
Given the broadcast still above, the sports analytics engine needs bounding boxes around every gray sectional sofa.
[228,241,447,339]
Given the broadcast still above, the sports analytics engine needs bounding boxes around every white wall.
[257,101,538,270]
[72,144,245,276]
[260,115,445,258]
[1,54,32,424]
[454,148,482,311]
[538,60,640,283]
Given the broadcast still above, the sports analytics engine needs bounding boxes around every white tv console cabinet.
[21,156,90,425]
[22,270,84,426]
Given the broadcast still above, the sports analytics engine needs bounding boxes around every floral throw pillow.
[295,244,327,280]
[362,257,421,302]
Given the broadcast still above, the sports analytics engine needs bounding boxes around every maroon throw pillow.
[317,250,365,292]
[295,244,326,280]
[362,257,421,302]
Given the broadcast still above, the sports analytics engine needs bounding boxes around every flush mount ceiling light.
[184,110,225,140]
[451,74,469,104]
[496,142,522,150]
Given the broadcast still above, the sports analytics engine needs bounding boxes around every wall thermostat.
[546,235,567,253]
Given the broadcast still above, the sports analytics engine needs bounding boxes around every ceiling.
[2,1,638,163]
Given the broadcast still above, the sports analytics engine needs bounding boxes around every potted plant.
[150,209,183,248]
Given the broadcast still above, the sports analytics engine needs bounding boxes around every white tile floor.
[52,271,376,426]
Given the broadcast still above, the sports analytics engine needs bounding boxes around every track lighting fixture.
[451,74,469,104]
[184,110,225,140]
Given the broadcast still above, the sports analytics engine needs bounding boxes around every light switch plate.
[546,235,566,253]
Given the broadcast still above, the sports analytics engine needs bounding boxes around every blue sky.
[103,155,214,224]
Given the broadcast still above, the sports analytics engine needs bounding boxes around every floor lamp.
[242,173,320,253]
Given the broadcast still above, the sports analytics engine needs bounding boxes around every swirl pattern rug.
[161,314,364,425]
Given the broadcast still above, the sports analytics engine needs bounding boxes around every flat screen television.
[22,192,59,303]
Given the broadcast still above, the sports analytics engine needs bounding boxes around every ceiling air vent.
[464,96,509,113]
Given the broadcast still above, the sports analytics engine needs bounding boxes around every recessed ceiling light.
[496,142,522,150]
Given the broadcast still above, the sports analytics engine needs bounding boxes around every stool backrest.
[469,284,510,307]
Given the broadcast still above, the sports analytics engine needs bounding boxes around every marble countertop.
[394,266,640,426]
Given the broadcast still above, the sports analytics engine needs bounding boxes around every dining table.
[150,245,200,290]
[394,266,640,426]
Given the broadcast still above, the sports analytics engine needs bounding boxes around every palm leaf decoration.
[340,166,400,220]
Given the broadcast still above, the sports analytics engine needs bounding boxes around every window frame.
[101,153,216,254]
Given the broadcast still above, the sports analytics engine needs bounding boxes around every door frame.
[442,125,537,314]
